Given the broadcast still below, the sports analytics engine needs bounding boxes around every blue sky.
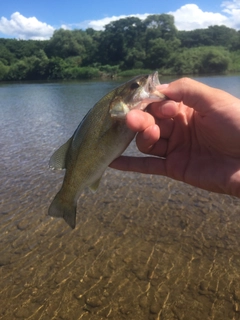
[0,0,239,39]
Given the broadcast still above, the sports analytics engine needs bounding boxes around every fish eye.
[130,82,140,90]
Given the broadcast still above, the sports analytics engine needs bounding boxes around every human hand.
[110,77,240,198]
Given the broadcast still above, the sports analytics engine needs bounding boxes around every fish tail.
[48,193,76,229]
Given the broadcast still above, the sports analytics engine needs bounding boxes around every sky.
[0,0,240,40]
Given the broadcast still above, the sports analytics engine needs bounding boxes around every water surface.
[1,75,240,319]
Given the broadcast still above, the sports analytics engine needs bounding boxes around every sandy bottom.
[1,159,240,320]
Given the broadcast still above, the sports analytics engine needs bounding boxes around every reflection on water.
[1,75,240,319]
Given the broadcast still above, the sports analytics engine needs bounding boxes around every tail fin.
[48,193,76,229]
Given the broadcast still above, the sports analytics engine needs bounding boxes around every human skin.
[110,77,240,198]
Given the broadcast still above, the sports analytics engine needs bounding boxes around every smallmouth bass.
[48,72,166,228]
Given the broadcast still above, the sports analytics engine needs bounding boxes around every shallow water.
[1,75,240,319]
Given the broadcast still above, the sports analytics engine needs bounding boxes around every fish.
[48,71,166,229]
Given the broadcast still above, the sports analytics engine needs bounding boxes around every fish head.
[110,71,166,119]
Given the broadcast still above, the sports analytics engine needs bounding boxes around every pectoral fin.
[49,137,72,169]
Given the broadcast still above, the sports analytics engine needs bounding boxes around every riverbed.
[1,74,240,319]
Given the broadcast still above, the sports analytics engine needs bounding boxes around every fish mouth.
[150,71,161,87]
[137,71,166,110]
[145,71,166,99]
[143,71,159,92]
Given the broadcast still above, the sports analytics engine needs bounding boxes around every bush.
[200,48,230,73]
[99,64,120,76]
[169,46,230,75]
[229,51,240,72]
[64,67,100,79]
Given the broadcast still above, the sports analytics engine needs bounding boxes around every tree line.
[0,14,240,81]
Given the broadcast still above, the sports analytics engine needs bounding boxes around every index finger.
[159,78,230,115]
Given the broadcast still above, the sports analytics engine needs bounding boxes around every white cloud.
[221,0,240,29]
[0,12,55,40]
[222,0,240,12]
[60,24,71,30]
[168,4,228,31]
[85,14,150,30]
[67,14,150,31]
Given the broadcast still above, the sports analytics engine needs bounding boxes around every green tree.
[178,25,239,49]
[98,17,145,66]
[47,57,67,79]
[0,61,8,80]
[0,44,14,65]
[3,39,47,59]
[124,48,146,69]
[26,51,49,80]
[46,29,88,59]
[144,14,177,41]
[145,38,170,69]
[145,38,180,69]
[229,30,240,51]
[7,59,30,80]
[206,25,238,48]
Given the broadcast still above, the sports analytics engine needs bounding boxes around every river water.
[1,74,240,320]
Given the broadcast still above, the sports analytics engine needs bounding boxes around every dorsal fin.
[49,138,72,169]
